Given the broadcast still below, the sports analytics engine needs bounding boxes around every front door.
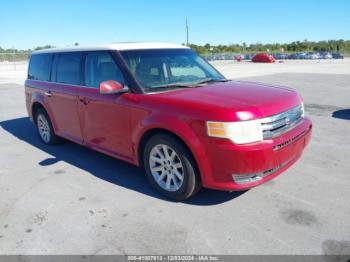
[77,51,132,161]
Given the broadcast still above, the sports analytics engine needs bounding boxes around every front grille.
[261,104,304,139]
[273,128,307,151]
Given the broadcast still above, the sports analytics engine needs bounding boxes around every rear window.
[56,52,83,85]
[28,54,53,81]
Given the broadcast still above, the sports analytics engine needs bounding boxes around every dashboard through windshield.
[120,49,225,91]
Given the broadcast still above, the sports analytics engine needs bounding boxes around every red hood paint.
[144,81,301,121]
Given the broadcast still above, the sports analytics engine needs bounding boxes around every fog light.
[232,174,263,184]
[232,158,294,185]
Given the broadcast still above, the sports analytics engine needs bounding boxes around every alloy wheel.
[37,114,51,143]
[149,144,184,192]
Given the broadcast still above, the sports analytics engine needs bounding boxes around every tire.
[35,108,61,145]
[143,134,201,201]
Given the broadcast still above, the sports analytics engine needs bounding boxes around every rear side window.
[85,51,125,88]
[28,54,53,81]
[56,52,83,85]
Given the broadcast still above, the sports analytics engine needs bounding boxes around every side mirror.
[99,80,124,95]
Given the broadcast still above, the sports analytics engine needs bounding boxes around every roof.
[33,42,190,54]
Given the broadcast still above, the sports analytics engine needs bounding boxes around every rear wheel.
[35,108,61,145]
[143,134,201,201]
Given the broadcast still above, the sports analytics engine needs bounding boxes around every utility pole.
[186,18,189,46]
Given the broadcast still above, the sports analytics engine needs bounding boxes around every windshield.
[120,49,226,91]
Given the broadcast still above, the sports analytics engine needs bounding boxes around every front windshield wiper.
[194,78,231,85]
[146,82,199,90]
[145,78,231,91]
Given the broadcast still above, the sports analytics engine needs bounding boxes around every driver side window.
[85,52,125,88]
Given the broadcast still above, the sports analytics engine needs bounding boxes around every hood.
[152,80,301,120]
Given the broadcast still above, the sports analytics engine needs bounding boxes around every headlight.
[206,120,263,144]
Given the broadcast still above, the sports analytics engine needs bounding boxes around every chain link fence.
[0,53,31,71]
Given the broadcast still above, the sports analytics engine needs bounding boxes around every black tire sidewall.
[143,134,199,201]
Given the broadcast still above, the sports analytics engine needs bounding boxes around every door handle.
[79,97,90,105]
[44,91,52,97]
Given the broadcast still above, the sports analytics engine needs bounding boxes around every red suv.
[25,43,312,200]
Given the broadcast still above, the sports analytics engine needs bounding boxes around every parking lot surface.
[0,60,349,255]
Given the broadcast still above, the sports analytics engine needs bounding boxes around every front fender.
[132,113,212,185]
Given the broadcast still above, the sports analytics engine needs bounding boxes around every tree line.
[0,45,55,53]
[188,39,350,55]
[0,45,55,61]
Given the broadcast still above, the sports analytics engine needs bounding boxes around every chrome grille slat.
[261,105,304,139]
[262,117,288,131]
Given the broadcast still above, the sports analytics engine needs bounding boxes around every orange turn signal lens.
[206,121,227,138]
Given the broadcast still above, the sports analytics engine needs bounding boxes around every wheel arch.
[31,102,45,121]
[137,126,206,186]
[30,100,58,133]
[138,128,191,166]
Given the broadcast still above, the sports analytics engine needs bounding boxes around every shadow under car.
[0,117,247,205]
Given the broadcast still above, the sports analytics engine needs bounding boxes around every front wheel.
[143,134,201,201]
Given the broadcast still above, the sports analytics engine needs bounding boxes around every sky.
[1,0,350,49]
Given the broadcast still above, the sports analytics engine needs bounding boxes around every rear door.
[49,52,83,143]
[77,51,132,160]
[25,53,54,118]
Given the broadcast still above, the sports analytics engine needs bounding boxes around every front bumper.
[200,117,312,191]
